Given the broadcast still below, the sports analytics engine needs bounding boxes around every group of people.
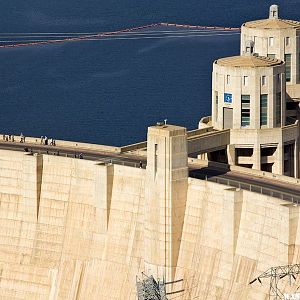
[1,133,86,160]
[1,133,57,146]
[1,133,59,147]
[2,134,25,143]
[40,136,56,146]
[2,134,15,142]
[20,133,26,143]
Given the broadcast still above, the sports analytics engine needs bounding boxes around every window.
[243,76,249,86]
[260,94,268,126]
[268,54,276,59]
[241,95,250,127]
[285,54,291,82]
[215,91,218,120]
[262,76,267,86]
[269,37,274,46]
[286,37,290,46]
[277,73,281,84]
[154,144,158,176]
[276,92,281,126]
[226,75,230,85]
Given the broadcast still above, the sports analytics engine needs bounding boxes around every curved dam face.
[0,126,299,299]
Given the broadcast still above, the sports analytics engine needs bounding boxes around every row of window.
[224,54,292,85]
[260,94,268,126]
[267,57,291,83]
[225,75,278,86]
[269,36,290,46]
[285,54,291,82]
[241,95,250,126]
[242,93,281,127]
[252,36,291,47]
[269,54,291,82]
[243,93,281,127]
[215,92,282,127]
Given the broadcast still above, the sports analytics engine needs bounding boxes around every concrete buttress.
[95,164,114,232]
[144,124,188,282]
[22,153,43,221]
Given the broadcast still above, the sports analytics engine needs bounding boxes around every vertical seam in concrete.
[73,261,85,300]
[55,160,74,298]
[164,136,167,278]
[289,207,299,264]
[106,165,114,228]
[233,190,243,255]
[36,154,43,220]
[168,136,171,281]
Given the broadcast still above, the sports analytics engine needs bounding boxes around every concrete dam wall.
[0,150,145,299]
[0,147,299,299]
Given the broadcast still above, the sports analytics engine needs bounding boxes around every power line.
[0,28,239,38]
[0,32,240,44]
[0,22,240,49]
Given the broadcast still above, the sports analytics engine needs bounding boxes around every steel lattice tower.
[249,264,300,299]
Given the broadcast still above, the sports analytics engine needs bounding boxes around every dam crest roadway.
[1,128,300,205]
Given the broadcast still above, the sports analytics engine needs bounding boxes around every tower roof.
[215,55,283,68]
[243,18,300,29]
[243,4,300,29]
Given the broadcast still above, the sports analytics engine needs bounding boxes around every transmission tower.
[136,273,168,300]
[249,264,300,299]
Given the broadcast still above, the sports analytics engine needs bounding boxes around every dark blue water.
[0,1,300,145]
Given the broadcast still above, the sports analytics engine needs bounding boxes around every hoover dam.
[2,4,300,300]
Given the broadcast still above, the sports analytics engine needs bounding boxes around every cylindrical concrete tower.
[212,46,285,130]
[241,5,300,85]
[210,44,299,176]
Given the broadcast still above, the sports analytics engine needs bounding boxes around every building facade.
[212,45,286,131]
[241,5,300,86]
[199,5,300,177]
[241,4,300,117]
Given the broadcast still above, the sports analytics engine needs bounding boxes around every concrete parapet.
[120,141,147,153]
[189,157,300,185]
[120,127,215,155]
[0,133,121,153]
[187,126,214,137]
[188,129,230,155]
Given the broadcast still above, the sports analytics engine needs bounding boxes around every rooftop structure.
[216,55,283,68]
[241,5,300,89]
[212,43,286,131]
[243,5,300,29]
[243,18,300,29]
[203,6,300,176]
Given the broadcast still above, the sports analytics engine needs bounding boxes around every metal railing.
[97,158,147,169]
[192,173,300,204]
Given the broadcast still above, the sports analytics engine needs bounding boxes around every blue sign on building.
[224,93,233,103]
